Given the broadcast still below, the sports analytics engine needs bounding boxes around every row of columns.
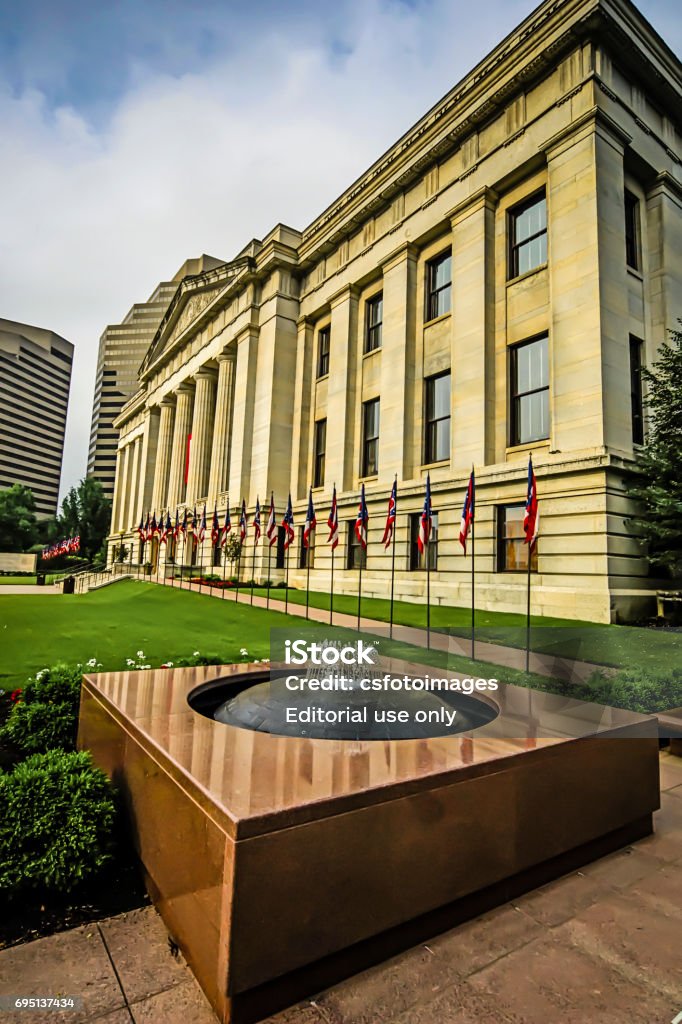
[115,348,237,534]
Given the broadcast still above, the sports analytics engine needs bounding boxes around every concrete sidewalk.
[0,586,61,595]
[3,752,681,1024]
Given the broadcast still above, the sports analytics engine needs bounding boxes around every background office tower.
[87,255,224,501]
[0,318,73,518]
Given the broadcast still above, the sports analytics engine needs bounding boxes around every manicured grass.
[0,577,37,585]
[0,580,547,692]
[250,587,682,672]
[0,582,280,687]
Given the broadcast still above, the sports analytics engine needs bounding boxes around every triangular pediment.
[141,256,253,375]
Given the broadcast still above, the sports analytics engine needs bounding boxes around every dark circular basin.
[188,671,499,741]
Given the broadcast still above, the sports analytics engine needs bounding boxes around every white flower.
[240,648,248,656]
[193,651,200,657]
[263,658,270,663]
[136,650,145,657]
[165,662,174,667]
[254,659,260,664]
[87,658,98,667]
[126,659,135,667]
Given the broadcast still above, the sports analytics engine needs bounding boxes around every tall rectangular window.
[362,398,380,476]
[510,336,549,445]
[425,250,452,321]
[624,189,640,270]
[630,336,644,445]
[347,521,367,569]
[409,512,439,570]
[313,418,326,487]
[365,293,383,353]
[509,191,547,279]
[317,326,330,378]
[299,526,315,569]
[425,372,451,464]
[497,505,538,572]
[276,526,286,569]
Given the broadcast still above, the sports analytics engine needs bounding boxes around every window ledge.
[627,266,644,282]
[362,346,382,360]
[506,263,547,288]
[421,459,449,471]
[506,440,550,456]
[315,373,329,383]
[423,312,451,329]
[358,474,378,484]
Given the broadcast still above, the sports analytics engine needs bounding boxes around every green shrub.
[174,653,223,667]
[1,665,82,755]
[576,666,682,714]
[0,749,116,895]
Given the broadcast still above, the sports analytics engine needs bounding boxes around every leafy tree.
[0,485,38,552]
[58,477,112,562]
[627,325,682,579]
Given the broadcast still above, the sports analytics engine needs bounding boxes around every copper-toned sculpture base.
[78,664,660,1024]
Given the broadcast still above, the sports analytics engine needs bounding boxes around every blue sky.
[0,0,679,500]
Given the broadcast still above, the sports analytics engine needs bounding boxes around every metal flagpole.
[471,514,475,661]
[285,545,290,614]
[525,550,532,674]
[357,556,363,632]
[235,531,241,603]
[251,539,256,605]
[330,545,334,626]
[266,542,271,609]
[389,510,396,640]
[305,542,311,620]
[426,544,431,650]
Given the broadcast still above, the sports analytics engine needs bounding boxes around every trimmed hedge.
[0,749,116,894]
[1,665,81,755]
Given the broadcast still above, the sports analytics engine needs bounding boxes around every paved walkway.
[3,752,681,1024]
[0,585,60,595]
[146,576,608,684]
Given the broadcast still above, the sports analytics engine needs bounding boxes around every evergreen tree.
[58,477,112,562]
[0,485,38,551]
[627,326,682,579]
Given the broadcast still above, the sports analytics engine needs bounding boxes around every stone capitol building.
[106,0,682,624]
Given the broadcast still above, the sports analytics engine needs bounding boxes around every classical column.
[151,398,176,511]
[166,384,195,509]
[116,445,131,532]
[207,351,236,500]
[327,285,359,492]
[186,368,217,505]
[450,188,496,469]
[379,244,418,480]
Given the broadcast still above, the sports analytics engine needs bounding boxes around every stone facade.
[108,0,682,624]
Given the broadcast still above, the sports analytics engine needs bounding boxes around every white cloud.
[0,0,679,503]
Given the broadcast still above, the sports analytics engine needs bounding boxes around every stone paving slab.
[2,752,681,1024]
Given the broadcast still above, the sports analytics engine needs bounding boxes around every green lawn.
[0,580,549,692]
[252,587,682,672]
[0,576,37,585]
[1,580,680,713]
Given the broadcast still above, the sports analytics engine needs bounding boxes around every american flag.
[523,457,539,549]
[266,492,277,547]
[417,474,432,554]
[354,483,368,550]
[381,477,397,549]
[180,508,188,535]
[173,509,180,539]
[197,505,206,544]
[143,512,150,541]
[459,469,475,554]
[327,485,339,550]
[282,493,295,550]
[148,512,158,542]
[211,505,220,546]
[220,504,231,546]
[239,499,248,542]
[303,488,316,548]
[136,515,145,541]
[253,497,262,544]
